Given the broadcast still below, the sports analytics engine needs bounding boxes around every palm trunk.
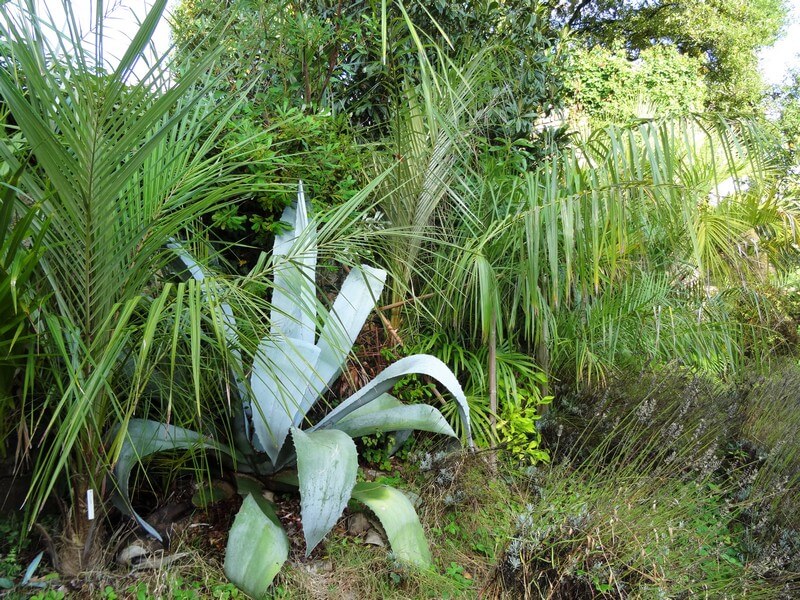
[56,472,106,576]
[488,313,497,441]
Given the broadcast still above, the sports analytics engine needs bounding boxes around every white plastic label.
[87,489,95,521]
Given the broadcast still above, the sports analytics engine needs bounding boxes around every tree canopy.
[554,0,787,112]
[172,0,566,135]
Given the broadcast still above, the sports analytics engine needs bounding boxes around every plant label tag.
[87,489,95,521]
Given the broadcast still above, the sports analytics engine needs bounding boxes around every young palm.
[0,0,272,572]
[420,117,797,392]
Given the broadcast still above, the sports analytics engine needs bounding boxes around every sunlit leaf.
[336,393,455,438]
[351,482,431,567]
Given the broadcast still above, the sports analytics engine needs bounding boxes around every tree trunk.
[55,475,106,576]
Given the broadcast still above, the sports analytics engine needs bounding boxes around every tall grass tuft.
[489,366,800,598]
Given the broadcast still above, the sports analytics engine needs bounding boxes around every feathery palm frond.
[0,1,277,558]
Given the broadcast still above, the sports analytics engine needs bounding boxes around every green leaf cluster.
[557,0,787,113]
[568,44,706,125]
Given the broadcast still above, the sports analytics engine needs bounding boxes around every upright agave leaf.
[250,338,323,462]
[270,181,317,342]
[290,264,387,428]
[314,265,387,390]
[248,186,389,462]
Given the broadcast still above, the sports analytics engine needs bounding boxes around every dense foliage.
[0,0,799,597]
[567,44,706,124]
[554,0,787,112]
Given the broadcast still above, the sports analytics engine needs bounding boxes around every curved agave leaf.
[270,182,317,343]
[351,482,431,567]
[313,354,472,444]
[224,494,289,599]
[335,392,455,438]
[337,394,413,454]
[292,427,357,555]
[112,419,239,541]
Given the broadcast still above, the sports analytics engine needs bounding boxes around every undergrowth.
[3,364,799,599]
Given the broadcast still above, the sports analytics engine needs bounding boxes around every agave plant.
[115,183,471,598]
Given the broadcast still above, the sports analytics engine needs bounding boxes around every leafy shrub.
[567,44,706,125]
[496,383,552,465]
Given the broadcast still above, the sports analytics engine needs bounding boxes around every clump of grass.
[416,449,524,589]
[729,360,800,587]
[490,463,769,598]
[275,536,477,599]
[490,366,800,599]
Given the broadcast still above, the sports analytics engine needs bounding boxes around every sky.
[28,0,800,87]
[33,0,174,80]
[759,0,800,86]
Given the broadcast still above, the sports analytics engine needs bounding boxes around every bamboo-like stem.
[488,312,497,441]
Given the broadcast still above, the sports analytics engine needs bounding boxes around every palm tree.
[0,0,276,572]
[418,117,798,399]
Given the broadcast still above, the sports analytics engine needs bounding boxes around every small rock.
[117,544,148,566]
[298,560,333,574]
[364,529,385,547]
[347,512,371,536]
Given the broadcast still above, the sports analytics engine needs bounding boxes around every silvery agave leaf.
[334,392,455,438]
[292,427,358,554]
[249,185,387,462]
[269,180,317,343]
[112,419,241,541]
[314,354,472,444]
[351,482,431,566]
[225,494,289,598]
